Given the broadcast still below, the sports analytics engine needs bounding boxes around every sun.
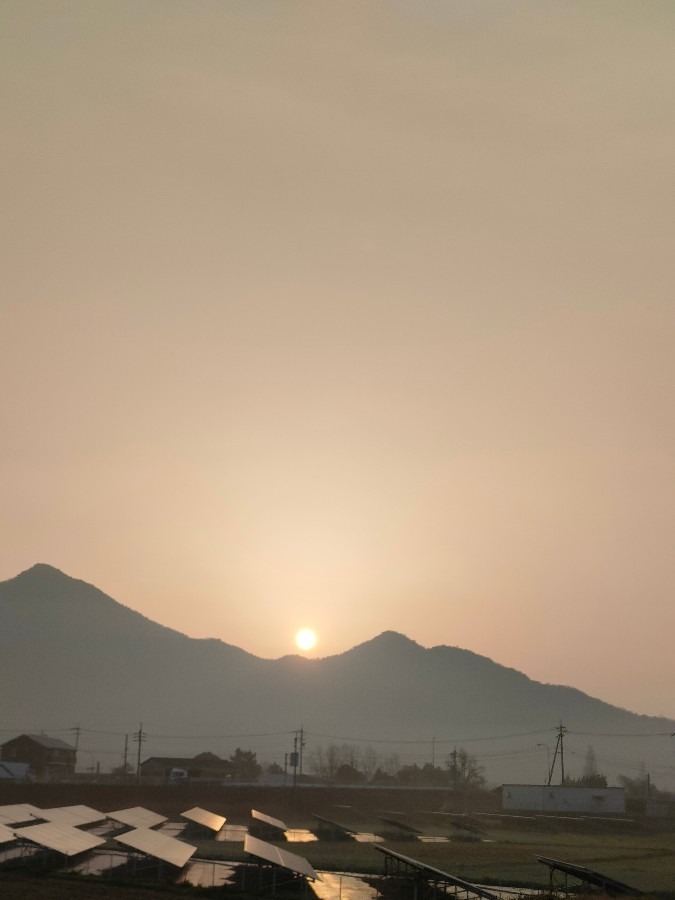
[295,628,317,652]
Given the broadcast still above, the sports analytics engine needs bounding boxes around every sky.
[2,1,674,720]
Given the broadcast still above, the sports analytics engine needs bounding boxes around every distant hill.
[1,564,673,789]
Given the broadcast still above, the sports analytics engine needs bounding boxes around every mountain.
[1,564,673,788]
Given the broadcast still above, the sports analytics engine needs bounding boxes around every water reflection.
[180,859,237,887]
[313,871,378,900]
[285,828,318,842]
[216,823,248,841]
[158,822,185,837]
[67,849,128,877]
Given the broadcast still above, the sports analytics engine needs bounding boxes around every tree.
[333,763,365,784]
[308,743,397,782]
[397,762,448,786]
[561,744,607,787]
[446,748,485,793]
[583,745,599,780]
[617,768,656,799]
[229,747,262,782]
[564,773,608,788]
[370,767,398,785]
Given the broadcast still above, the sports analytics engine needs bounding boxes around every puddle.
[67,849,128,877]
[180,859,237,887]
[216,824,248,841]
[158,822,185,837]
[285,829,318,842]
[313,871,378,900]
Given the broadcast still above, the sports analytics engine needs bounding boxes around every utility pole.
[537,744,550,784]
[71,725,81,772]
[299,725,305,780]
[134,723,145,784]
[123,734,129,778]
[547,723,567,785]
[292,732,298,788]
[450,747,458,792]
[432,736,436,768]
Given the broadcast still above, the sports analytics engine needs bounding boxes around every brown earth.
[0,783,482,825]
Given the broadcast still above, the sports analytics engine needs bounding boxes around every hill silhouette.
[1,564,672,788]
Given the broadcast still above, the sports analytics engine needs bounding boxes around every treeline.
[300,743,487,790]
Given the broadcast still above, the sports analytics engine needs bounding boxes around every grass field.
[194,819,675,893]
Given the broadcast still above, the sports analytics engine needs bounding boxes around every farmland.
[1,784,674,896]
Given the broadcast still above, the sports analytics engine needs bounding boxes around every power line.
[306,728,553,745]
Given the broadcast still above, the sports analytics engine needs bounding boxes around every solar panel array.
[0,801,321,881]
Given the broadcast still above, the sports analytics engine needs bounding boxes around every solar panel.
[250,809,288,832]
[537,856,642,896]
[15,822,105,856]
[375,847,501,900]
[0,804,42,826]
[114,827,197,868]
[244,834,318,881]
[108,807,167,829]
[181,807,226,833]
[0,824,16,845]
[40,806,106,827]
[313,814,356,837]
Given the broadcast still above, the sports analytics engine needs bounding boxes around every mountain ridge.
[1,564,672,787]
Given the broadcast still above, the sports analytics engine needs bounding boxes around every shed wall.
[502,785,625,814]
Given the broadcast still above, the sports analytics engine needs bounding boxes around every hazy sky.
[3,1,674,719]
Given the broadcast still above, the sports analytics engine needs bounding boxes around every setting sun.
[295,628,317,652]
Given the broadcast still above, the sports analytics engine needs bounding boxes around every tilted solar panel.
[114,827,196,868]
[15,822,105,856]
[181,807,226,832]
[250,809,288,831]
[0,824,16,845]
[0,804,41,826]
[40,805,105,827]
[244,834,318,880]
[107,806,167,829]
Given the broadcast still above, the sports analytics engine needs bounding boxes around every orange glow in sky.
[1,0,674,720]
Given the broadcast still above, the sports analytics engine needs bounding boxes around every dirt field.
[0,782,466,823]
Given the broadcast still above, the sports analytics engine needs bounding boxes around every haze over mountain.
[1,564,673,789]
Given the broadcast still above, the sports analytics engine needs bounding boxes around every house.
[0,734,76,781]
